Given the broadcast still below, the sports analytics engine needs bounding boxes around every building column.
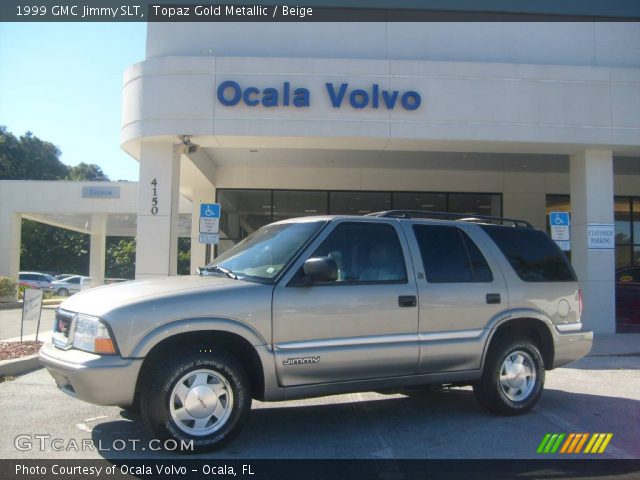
[0,210,22,298]
[569,150,615,333]
[89,213,107,286]
[189,187,216,274]
[135,142,182,279]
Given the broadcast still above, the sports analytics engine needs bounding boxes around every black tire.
[474,335,545,416]
[140,348,252,453]
[58,288,69,296]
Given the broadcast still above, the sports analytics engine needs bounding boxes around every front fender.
[128,317,267,358]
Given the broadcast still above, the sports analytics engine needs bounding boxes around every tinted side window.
[481,225,577,282]
[69,277,81,284]
[413,225,493,283]
[308,222,407,283]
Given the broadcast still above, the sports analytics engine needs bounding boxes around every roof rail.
[366,210,533,228]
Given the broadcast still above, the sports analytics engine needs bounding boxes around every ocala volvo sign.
[217,81,421,111]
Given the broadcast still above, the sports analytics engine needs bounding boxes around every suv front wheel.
[474,335,545,415]
[140,349,252,452]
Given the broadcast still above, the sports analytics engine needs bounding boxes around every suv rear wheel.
[140,349,252,452]
[474,335,545,415]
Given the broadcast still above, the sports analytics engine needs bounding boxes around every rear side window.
[413,225,493,283]
[481,225,576,282]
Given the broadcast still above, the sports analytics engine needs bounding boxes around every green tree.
[178,237,191,275]
[20,219,89,274]
[0,127,69,180]
[68,162,110,181]
[106,237,136,279]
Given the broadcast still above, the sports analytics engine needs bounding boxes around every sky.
[0,22,147,181]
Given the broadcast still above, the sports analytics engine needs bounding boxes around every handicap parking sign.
[199,203,221,241]
[550,212,570,226]
[549,211,570,251]
[200,203,220,218]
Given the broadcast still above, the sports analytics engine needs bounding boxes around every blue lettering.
[262,88,278,107]
[372,84,379,109]
[349,89,369,109]
[217,80,242,106]
[401,91,421,111]
[293,88,310,107]
[243,87,260,106]
[326,83,348,108]
[283,82,290,106]
[382,90,399,109]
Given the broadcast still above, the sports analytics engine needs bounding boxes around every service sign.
[22,288,43,324]
[82,186,120,198]
[587,224,615,250]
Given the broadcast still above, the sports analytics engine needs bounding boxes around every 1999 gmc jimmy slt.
[40,211,593,451]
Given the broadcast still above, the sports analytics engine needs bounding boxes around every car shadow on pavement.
[91,386,640,460]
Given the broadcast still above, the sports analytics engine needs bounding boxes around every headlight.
[72,315,117,354]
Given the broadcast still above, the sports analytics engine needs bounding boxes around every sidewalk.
[589,333,640,356]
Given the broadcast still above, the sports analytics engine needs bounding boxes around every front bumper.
[552,329,593,368]
[39,341,142,407]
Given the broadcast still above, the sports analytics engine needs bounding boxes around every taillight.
[578,288,583,319]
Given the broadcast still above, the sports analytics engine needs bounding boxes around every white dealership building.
[1,21,640,333]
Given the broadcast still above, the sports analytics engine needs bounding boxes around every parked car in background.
[55,274,76,281]
[616,266,640,333]
[19,271,55,290]
[50,276,95,296]
[104,278,129,285]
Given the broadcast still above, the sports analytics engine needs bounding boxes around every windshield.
[206,220,326,283]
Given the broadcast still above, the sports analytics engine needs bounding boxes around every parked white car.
[19,271,55,290]
[50,276,95,296]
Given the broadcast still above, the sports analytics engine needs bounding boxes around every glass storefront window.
[633,199,640,246]
[614,197,631,245]
[449,193,501,217]
[329,191,391,215]
[545,194,640,268]
[392,192,446,212]
[218,190,272,249]
[273,190,328,222]
[216,189,503,256]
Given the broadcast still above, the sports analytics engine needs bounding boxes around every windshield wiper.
[198,265,238,280]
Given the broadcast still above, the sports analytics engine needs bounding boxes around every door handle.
[486,293,501,304]
[398,295,417,308]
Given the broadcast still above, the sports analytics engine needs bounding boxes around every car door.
[402,222,508,374]
[272,219,419,387]
[68,276,81,293]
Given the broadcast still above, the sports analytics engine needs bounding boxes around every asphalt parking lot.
[0,350,638,460]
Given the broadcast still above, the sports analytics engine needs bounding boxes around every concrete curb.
[0,299,62,311]
[0,354,42,377]
[0,302,21,311]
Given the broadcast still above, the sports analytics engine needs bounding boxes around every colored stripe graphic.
[538,433,613,454]
[537,434,552,453]
[560,433,575,453]
[574,433,589,453]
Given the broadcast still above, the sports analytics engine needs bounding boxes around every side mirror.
[303,256,338,283]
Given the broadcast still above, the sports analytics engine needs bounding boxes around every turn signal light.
[94,338,116,354]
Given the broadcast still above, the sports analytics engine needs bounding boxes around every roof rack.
[366,210,533,228]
